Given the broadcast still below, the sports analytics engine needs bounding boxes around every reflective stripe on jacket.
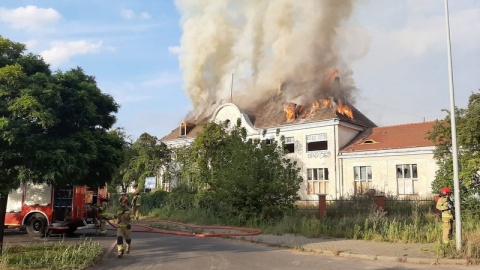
[116,207,133,225]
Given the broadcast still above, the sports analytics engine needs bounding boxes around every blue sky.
[1,0,479,140]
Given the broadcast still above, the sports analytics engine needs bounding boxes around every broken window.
[306,134,328,152]
[396,164,418,195]
[179,121,195,137]
[284,136,295,153]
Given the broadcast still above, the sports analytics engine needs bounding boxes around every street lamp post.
[444,0,462,251]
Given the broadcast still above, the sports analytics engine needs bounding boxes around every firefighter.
[97,194,110,236]
[436,187,454,244]
[115,196,133,258]
[131,190,142,221]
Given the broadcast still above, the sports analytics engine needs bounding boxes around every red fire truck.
[4,182,108,236]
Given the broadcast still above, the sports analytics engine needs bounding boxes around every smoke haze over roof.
[175,0,363,119]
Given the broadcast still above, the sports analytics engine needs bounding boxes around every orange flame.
[320,98,333,108]
[337,100,353,119]
[284,98,354,122]
[283,103,296,122]
[309,102,320,114]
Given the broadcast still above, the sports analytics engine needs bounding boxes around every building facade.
[161,101,437,199]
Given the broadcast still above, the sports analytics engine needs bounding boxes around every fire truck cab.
[5,182,108,236]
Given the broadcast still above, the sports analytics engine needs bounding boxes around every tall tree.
[115,133,170,192]
[0,36,125,251]
[428,90,480,211]
[184,119,302,220]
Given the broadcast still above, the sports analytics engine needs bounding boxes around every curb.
[235,237,473,267]
[312,248,471,266]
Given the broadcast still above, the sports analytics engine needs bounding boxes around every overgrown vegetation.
[130,190,480,261]
[111,132,170,192]
[0,239,102,270]
[427,90,480,213]
[162,120,302,221]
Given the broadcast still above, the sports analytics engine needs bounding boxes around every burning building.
[161,71,379,199]
[161,101,437,199]
[160,0,438,198]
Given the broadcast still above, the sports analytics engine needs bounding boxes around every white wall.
[165,103,436,200]
[339,148,437,197]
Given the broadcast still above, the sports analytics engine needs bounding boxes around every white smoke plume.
[175,0,360,118]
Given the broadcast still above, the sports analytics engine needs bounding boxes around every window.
[180,122,187,136]
[284,136,295,153]
[262,138,273,145]
[354,166,372,194]
[224,119,231,128]
[179,121,195,137]
[306,134,328,152]
[307,168,329,195]
[396,164,418,195]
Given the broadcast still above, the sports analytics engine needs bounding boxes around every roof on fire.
[160,95,377,142]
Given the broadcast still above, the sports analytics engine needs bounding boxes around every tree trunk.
[0,193,8,254]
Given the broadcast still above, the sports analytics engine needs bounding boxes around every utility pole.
[444,0,462,251]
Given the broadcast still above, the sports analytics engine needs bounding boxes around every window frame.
[306,168,329,195]
[284,136,295,153]
[306,133,328,152]
[353,166,372,194]
[396,164,418,195]
[354,166,372,182]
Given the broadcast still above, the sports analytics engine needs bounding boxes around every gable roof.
[340,121,437,153]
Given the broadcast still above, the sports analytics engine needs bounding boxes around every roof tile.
[341,121,437,152]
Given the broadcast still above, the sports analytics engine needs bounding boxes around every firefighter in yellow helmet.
[115,195,134,258]
[436,187,454,244]
[131,190,142,221]
[97,194,110,236]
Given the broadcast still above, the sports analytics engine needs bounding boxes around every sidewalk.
[232,234,471,266]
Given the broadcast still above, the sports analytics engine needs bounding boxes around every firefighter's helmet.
[440,187,453,195]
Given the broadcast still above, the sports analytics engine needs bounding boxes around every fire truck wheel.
[26,213,47,237]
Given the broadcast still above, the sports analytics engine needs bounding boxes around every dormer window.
[179,121,195,137]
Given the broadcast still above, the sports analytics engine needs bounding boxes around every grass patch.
[0,238,102,270]
[144,203,480,260]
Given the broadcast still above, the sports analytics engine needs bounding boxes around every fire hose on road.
[105,219,262,237]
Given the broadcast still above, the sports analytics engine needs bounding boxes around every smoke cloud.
[175,0,360,118]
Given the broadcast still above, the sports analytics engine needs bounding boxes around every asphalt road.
[3,228,476,270]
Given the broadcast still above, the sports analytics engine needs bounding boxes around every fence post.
[318,194,327,218]
[374,194,385,211]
